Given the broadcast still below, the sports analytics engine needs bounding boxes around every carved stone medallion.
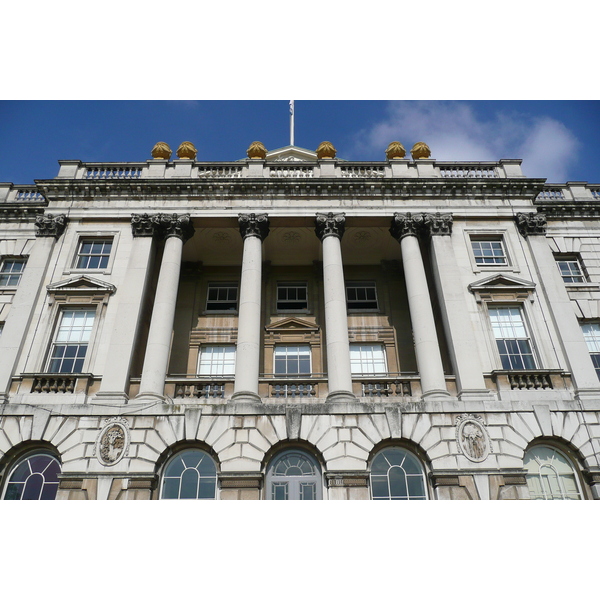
[95,417,130,466]
[455,414,491,463]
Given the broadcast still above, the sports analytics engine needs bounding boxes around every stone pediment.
[47,275,116,295]
[265,317,319,333]
[468,274,535,302]
[265,145,318,162]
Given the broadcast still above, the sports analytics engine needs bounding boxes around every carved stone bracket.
[389,212,425,240]
[238,213,270,241]
[35,213,68,238]
[516,211,547,237]
[131,213,161,238]
[423,212,453,236]
[158,213,195,243]
[315,212,346,241]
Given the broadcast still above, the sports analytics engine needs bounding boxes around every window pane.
[350,344,386,375]
[370,448,427,500]
[471,239,507,265]
[274,346,311,375]
[198,346,235,376]
[346,283,378,310]
[524,446,582,500]
[489,306,535,370]
[206,284,238,311]
[3,453,61,501]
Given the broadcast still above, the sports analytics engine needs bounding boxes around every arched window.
[2,451,61,500]
[524,445,583,500]
[370,447,428,500]
[266,449,322,500]
[160,449,217,500]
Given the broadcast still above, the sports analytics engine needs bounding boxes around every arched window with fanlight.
[524,445,583,500]
[266,449,322,500]
[2,450,61,500]
[160,449,217,500]
[370,447,428,500]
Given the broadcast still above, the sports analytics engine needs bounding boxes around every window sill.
[564,282,600,291]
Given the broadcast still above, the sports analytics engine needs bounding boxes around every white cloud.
[351,101,579,181]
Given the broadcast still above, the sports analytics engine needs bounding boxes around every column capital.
[315,212,346,241]
[35,213,67,238]
[423,212,453,236]
[131,213,161,238]
[158,213,195,243]
[389,212,424,241]
[516,212,547,237]
[238,213,270,241]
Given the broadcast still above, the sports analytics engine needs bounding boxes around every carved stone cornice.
[35,213,68,238]
[389,212,425,240]
[238,213,270,241]
[535,203,600,220]
[131,213,161,237]
[315,212,346,241]
[158,213,195,243]
[516,212,547,237]
[423,212,453,236]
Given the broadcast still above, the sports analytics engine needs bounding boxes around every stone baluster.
[315,212,356,403]
[136,214,194,401]
[390,213,449,399]
[423,213,490,399]
[0,214,67,401]
[95,214,161,403]
[231,213,270,404]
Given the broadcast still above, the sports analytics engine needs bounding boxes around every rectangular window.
[197,346,236,376]
[488,306,535,370]
[274,345,311,376]
[75,239,113,269]
[47,309,96,373]
[350,344,387,375]
[277,283,308,311]
[0,258,26,286]
[346,282,378,310]
[206,283,238,312]
[555,255,585,283]
[581,323,600,379]
[471,238,507,266]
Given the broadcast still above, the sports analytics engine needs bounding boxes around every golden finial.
[316,141,336,159]
[247,141,267,159]
[386,141,406,160]
[176,141,197,160]
[411,142,431,160]
[151,142,172,160]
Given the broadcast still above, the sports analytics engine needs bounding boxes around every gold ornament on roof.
[411,142,431,160]
[176,141,197,160]
[151,142,172,160]
[316,141,336,159]
[386,141,406,159]
[247,141,267,159]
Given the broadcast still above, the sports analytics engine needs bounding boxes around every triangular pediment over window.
[47,275,116,295]
[265,317,320,333]
[468,274,535,302]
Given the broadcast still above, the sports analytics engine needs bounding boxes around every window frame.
[487,304,537,370]
[0,256,27,287]
[345,281,379,312]
[349,343,388,376]
[370,446,428,501]
[273,345,312,377]
[197,345,236,377]
[205,282,239,313]
[554,253,587,284]
[160,448,218,500]
[276,282,309,313]
[63,231,119,276]
[465,230,519,273]
[265,449,323,500]
[581,322,600,380]
[2,450,62,501]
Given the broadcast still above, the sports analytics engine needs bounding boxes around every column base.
[457,389,493,401]
[228,391,262,405]
[132,391,170,404]
[421,388,452,401]
[326,390,358,403]
[91,392,130,405]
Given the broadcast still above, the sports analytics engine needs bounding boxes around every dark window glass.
[3,452,61,500]
[76,239,113,269]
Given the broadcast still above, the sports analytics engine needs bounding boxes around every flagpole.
[289,100,294,146]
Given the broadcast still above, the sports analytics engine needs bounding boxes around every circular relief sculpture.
[95,417,130,466]
[455,414,491,463]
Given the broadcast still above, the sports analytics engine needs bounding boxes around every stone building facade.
[1,139,599,500]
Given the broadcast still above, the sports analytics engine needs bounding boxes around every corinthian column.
[136,214,194,401]
[0,214,67,401]
[231,213,269,404]
[315,212,356,403]
[390,213,449,399]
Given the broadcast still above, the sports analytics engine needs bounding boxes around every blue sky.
[1,100,599,185]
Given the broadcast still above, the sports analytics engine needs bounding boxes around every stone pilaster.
[136,214,194,401]
[231,214,269,404]
[315,213,356,403]
[391,213,449,399]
